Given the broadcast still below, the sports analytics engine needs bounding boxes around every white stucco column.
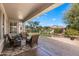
[23,22,26,32]
[17,21,23,33]
[0,11,2,40]
[0,12,4,39]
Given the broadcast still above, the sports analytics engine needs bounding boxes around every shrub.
[54,28,63,34]
[65,28,79,37]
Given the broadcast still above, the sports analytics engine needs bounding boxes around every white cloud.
[52,18,56,21]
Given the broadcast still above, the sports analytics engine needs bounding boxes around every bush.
[65,28,79,37]
[54,28,63,34]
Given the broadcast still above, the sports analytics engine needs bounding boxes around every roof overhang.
[3,3,63,22]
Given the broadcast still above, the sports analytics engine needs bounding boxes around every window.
[10,22,17,33]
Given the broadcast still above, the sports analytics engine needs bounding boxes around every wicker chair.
[13,34,22,47]
[4,34,22,47]
[4,34,15,48]
[26,35,39,48]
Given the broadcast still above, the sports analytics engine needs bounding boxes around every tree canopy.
[26,21,39,28]
[64,4,79,31]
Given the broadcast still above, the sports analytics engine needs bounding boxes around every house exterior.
[0,3,63,54]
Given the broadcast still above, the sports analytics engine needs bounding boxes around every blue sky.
[27,3,71,27]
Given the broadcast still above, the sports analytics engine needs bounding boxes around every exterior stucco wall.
[0,4,8,54]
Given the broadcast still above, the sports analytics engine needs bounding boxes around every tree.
[64,4,79,31]
[64,4,79,39]
[26,21,40,32]
[27,21,39,28]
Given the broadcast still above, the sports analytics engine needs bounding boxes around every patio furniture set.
[3,32,39,50]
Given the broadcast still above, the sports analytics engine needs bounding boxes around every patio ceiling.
[3,3,63,22]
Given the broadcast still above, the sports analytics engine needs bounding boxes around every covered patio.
[0,3,63,55]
